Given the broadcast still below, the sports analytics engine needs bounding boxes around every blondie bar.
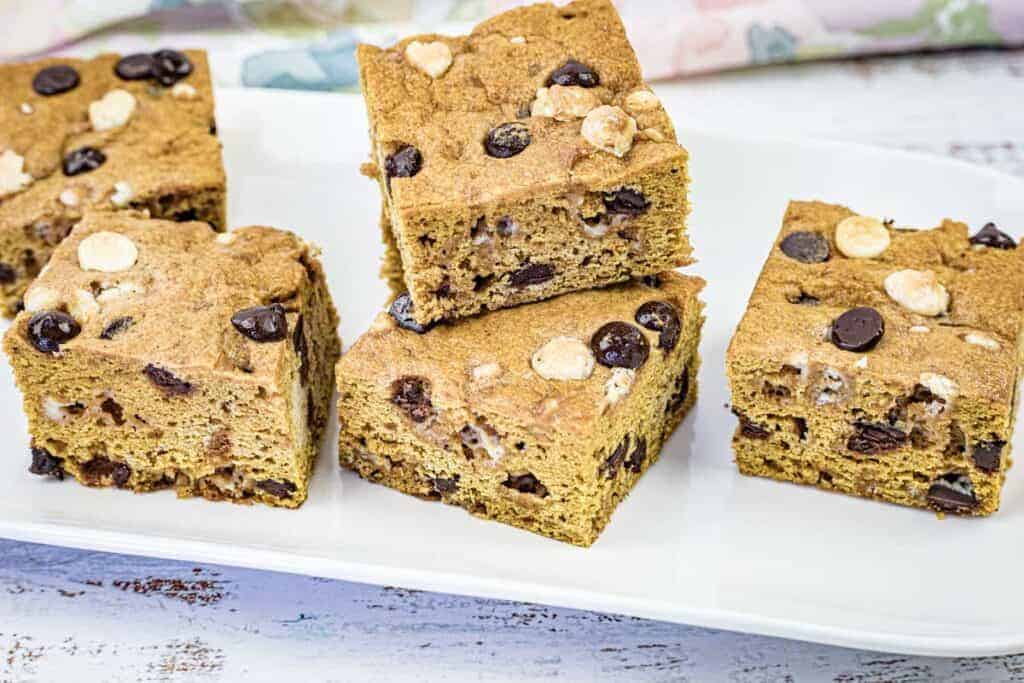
[4,212,340,508]
[0,50,225,316]
[337,273,704,545]
[727,201,1023,515]
[358,0,691,326]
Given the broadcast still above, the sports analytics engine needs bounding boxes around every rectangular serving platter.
[0,88,1021,657]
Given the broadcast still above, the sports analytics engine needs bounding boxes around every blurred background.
[5,0,1024,90]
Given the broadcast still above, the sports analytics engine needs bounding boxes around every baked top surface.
[0,51,223,229]
[8,211,314,382]
[728,200,1024,405]
[357,0,686,211]
[338,272,704,439]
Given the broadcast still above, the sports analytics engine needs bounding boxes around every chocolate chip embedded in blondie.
[3,211,340,508]
[336,273,704,546]
[0,50,226,316]
[358,0,692,326]
[726,201,1024,516]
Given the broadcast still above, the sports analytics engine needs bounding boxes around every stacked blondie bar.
[339,0,704,545]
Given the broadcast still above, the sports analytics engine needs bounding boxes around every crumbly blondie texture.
[4,212,340,508]
[727,201,1023,516]
[337,273,704,545]
[358,0,692,326]
[0,50,226,316]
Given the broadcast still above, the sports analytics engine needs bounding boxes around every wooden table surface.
[3,48,1023,682]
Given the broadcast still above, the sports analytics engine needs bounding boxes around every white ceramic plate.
[1,89,1022,657]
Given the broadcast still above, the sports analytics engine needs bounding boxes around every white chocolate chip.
[816,367,845,406]
[215,232,237,245]
[854,356,868,369]
[531,336,594,381]
[95,280,145,304]
[23,286,60,313]
[404,40,453,79]
[835,215,890,259]
[581,105,637,158]
[624,89,660,113]
[0,149,33,198]
[19,103,33,115]
[530,85,600,121]
[964,332,1000,350]
[603,368,635,409]
[509,36,526,44]
[471,362,503,383]
[919,372,958,403]
[170,83,197,99]
[69,288,99,320]
[460,422,505,461]
[77,231,138,273]
[110,181,134,207]
[785,351,809,376]
[909,325,930,334]
[59,189,80,207]
[42,397,81,424]
[638,128,666,142]
[89,89,137,131]
[884,269,949,316]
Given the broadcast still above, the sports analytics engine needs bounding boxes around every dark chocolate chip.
[927,473,979,514]
[29,447,64,480]
[62,147,106,176]
[787,292,820,305]
[635,300,681,351]
[0,263,15,284]
[547,59,599,88]
[389,292,436,334]
[144,364,194,396]
[99,316,134,340]
[114,53,156,80]
[434,279,452,299]
[779,231,829,263]
[831,307,884,352]
[151,49,193,86]
[502,472,548,497]
[665,365,690,414]
[969,222,1016,250]
[485,122,531,158]
[231,303,288,342]
[257,479,297,498]
[972,440,1005,473]
[600,436,629,479]
[27,311,81,354]
[385,145,422,179]
[496,216,517,236]
[642,274,663,288]
[591,321,649,369]
[32,65,80,96]
[603,188,649,215]
[626,437,648,473]
[431,475,460,495]
[509,262,554,288]
[847,422,906,454]
[100,397,126,425]
[945,422,966,457]
[733,410,770,439]
[112,463,131,487]
[794,417,808,441]
[293,315,309,384]
[391,376,433,423]
[173,209,198,222]
[80,456,129,486]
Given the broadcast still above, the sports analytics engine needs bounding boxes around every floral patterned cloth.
[3,1,1022,90]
